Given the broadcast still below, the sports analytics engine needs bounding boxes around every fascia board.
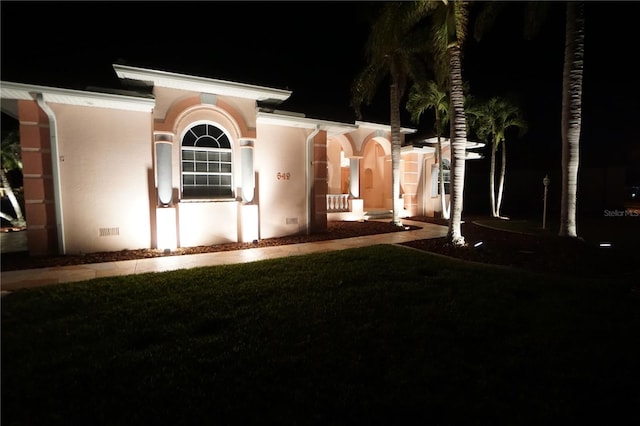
[1,81,155,112]
[257,111,357,137]
[113,64,291,103]
[354,120,418,135]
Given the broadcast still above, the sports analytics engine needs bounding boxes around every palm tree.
[427,0,471,246]
[467,96,527,218]
[558,1,585,238]
[1,129,26,228]
[351,2,435,227]
[475,1,585,237]
[406,79,451,219]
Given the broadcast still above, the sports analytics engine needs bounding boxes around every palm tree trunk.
[559,1,584,238]
[390,78,403,227]
[496,141,506,217]
[489,141,497,217]
[447,43,467,246]
[1,168,25,227]
[437,137,449,219]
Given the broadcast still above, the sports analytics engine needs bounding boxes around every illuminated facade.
[1,64,474,256]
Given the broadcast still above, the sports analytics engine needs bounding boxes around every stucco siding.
[54,104,153,254]
[254,124,309,239]
[177,201,239,247]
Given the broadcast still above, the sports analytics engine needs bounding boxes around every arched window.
[181,123,233,199]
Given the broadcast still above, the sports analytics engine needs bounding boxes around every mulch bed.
[2,218,638,281]
[402,218,638,278]
[0,220,419,272]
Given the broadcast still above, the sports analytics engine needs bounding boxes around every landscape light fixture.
[542,174,550,230]
[599,242,612,248]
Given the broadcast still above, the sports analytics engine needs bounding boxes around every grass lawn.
[2,244,639,425]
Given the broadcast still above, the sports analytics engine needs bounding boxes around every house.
[1,64,482,257]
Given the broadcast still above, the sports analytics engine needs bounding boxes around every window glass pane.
[208,125,224,140]
[198,136,218,148]
[218,137,231,150]
[181,124,233,199]
[182,132,196,147]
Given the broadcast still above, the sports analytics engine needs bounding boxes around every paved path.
[0,220,447,292]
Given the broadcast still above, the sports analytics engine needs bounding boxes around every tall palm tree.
[406,79,451,219]
[1,129,26,227]
[351,2,435,227]
[475,1,585,237]
[558,1,585,238]
[467,96,527,218]
[427,0,471,246]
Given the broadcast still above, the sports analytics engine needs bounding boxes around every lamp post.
[542,174,550,230]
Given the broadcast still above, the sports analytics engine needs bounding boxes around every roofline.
[410,136,486,150]
[256,110,358,138]
[1,80,156,112]
[113,64,292,103]
[354,120,417,135]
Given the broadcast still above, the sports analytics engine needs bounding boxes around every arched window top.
[181,122,233,199]
[182,123,231,149]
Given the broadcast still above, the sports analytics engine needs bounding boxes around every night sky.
[2,1,639,186]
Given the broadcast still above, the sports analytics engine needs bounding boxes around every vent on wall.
[285,217,298,225]
[99,227,120,237]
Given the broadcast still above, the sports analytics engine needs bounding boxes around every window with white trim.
[181,123,233,199]
[431,158,450,196]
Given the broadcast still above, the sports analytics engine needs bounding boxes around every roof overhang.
[402,145,436,155]
[1,81,155,118]
[403,137,485,160]
[257,110,357,138]
[355,120,417,135]
[113,64,292,103]
[411,136,486,150]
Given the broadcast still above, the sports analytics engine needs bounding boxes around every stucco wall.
[177,201,239,246]
[53,104,154,254]
[254,123,310,239]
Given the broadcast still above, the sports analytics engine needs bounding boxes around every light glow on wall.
[156,207,177,251]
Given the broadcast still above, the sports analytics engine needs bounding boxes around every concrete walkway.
[0,220,447,292]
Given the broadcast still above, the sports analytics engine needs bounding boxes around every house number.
[276,172,291,180]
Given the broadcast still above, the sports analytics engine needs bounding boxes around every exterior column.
[19,100,58,256]
[154,132,177,251]
[239,139,258,243]
[154,133,173,206]
[240,139,255,203]
[349,157,360,198]
[311,131,328,233]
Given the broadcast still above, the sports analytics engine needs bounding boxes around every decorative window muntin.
[181,123,233,199]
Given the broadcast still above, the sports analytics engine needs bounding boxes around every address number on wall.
[276,172,291,180]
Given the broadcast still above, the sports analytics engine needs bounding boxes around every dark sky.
[2,1,639,180]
